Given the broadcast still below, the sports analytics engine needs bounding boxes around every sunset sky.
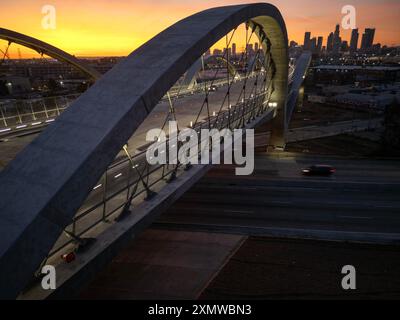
[1,0,399,57]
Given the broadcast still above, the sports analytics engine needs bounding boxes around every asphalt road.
[156,154,400,238]
[0,74,265,168]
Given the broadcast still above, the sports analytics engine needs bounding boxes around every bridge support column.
[268,100,287,151]
[249,18,288,151]
[297,85,305,112]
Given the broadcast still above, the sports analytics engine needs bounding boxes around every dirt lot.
[289,101,375,129]
[200,237,400,300]
[286,134,382,156]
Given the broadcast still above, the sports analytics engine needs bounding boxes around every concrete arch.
[0,28,101,80]
[0,3,288,298]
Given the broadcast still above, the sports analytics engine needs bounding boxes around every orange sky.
[1,0,399,58]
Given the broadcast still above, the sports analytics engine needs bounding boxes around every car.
[302,164,336,176]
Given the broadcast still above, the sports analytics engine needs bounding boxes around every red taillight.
[61,252,76,263]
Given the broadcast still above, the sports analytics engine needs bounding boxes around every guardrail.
[0,74,261,138]
[47,90,273,259]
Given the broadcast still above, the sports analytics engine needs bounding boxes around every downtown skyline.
[0,0,399,57]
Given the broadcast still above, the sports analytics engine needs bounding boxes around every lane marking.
[338,215,373,220]
[223,209,254,214]
[271,201,292,205]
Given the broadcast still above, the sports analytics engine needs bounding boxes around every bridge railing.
[46,89,274,259]
[0,73,259,137]
[0,94,79,133]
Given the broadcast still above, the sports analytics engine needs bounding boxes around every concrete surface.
[79,229,244,299]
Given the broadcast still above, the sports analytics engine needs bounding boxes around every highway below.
[156,153,400,241]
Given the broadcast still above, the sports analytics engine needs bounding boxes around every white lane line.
[374,205,395,209]
[223,209,254,214]
[93,184,102,190]
[271,201,292,205]
[0,128,11,133]
[114,173,122,179]
[31,122,42,126]
[338,215,373,220]
[16,125,27,129]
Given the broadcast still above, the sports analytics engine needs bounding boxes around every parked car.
[302,164,336,176]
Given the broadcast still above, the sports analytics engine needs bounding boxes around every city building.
[327,32,334,52]
[350,28,359,53]
[317,37,323,53]
[332,24,341,55]
[341,41,349,52]
[231,43,236,57]
[361,28,376,51]
[303,31,311,50]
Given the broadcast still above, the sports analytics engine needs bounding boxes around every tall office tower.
[317,36,323,53]
[327,32,334,52]
[232,43,236,57]
[246,43,253,55]
[254,42,259,52]
[361,28,376,50]
[332,24,341,54]
[350,28,359,53]
[310,37,317,53]
[303,31,311,50]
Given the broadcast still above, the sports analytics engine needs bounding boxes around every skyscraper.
[350,28,359,53]
[254,42,259,52]
[327,32,334,52]
[303,32,311,50]
[361,28,375,50]
[332,24,341,54]
[246,43,253,55]
[317,36,323,53]
[232,43,236,57]
[310,37,317,53]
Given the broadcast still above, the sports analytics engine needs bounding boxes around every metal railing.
[47,89,274,258]
[0,94,80,132]
[0,74,260,136]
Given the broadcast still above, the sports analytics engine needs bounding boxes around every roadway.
[155,154,400,239]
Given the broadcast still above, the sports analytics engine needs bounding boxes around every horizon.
[0,0,399,58]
